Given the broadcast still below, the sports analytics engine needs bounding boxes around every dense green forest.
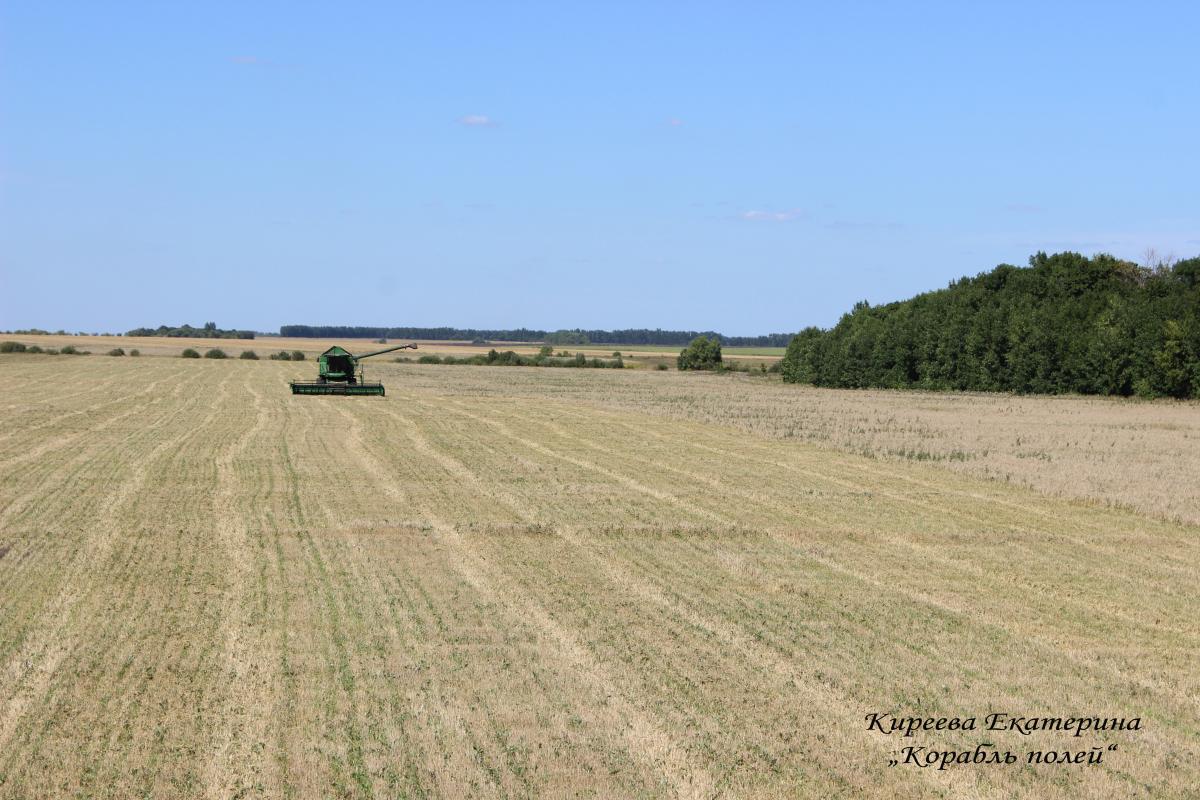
[280,325,793,347]
[126,322,255,339]
[781,252,1200,398]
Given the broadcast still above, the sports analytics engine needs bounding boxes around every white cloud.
[458,114,498,127]
[740,208,805,222]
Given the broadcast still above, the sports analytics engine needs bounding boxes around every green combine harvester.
[290,343,417,396]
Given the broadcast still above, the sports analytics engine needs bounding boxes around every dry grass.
[1,355,1197,799]
[372,364,1200,526]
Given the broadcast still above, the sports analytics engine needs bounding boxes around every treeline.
[280,325,545,341]
[546,329,795,347]
[406,347,624,369]
[280,325,793,347]
[127,322,255,339]
[781,251,1200,398]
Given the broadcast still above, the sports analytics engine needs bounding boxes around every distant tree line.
[280,325,793,347]
[781,251,1200,398]
[405,347,623,369]
[126,322,255,339]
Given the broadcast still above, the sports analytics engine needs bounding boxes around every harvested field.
[1,355,1197,798]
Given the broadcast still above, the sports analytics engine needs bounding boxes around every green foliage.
[128,349,140,357]
[545,330,590,345]
[204,348,227,359]
[780,251,1200,398]
[126,323,254,339]
[281,325,794,347]
[107,348,125,356]
[240,350,259,360]
[26,345,43,353]
[408,348,623,369]
[291,351,306,361]
[268,351,292,360]
[677,336,723,370]
[181,349,201,358]
[0,341,26,353]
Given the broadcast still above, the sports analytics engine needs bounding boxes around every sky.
[2,1,1198,335]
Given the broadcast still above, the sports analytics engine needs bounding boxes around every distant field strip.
[1,356,1197,798]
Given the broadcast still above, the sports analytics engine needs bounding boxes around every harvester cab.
[291,343,417,396]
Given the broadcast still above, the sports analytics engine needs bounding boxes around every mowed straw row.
[0,356,1197,799]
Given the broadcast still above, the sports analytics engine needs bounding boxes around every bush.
[677,335,723,370]
[60,345,78,354]
[240,350,259,360]
[181,348,201,358]
[291,351,305,361]
[418,354,443,364]
[26,345,43,353]
[129,349,140,357]
[0,341,26,353]
[656,362,669,370]
[268,351,292,361]
[107,348,125,356]
[204,348,227,359]
[612,351,622,358]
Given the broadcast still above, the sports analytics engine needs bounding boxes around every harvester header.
[290,343,417,396]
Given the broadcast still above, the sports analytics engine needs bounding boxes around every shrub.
[60,345,78,354]
[240,350,259,360]
[656,362,670,370]
[268,351,292,361]
[204,348,227,359]
[418,354,443,364]
[677,335,723,370]
[26,345,43,353]
[612,351,622,358]
[107,348,125,357]
[181,348,201,358]
[129,349,140,357]
[291,351,305,361]
[0,341,26,353]
[538,345,554,358]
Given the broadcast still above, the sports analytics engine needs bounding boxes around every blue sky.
[2,1,1197,335]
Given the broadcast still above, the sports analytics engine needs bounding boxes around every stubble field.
[1,355,1197,799]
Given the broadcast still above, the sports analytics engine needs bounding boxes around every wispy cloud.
[740,208,806,222]
[457,114,498,127]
